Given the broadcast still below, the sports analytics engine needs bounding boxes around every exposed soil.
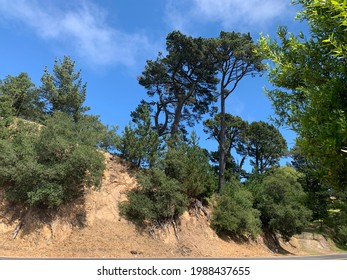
[0,154,339,258]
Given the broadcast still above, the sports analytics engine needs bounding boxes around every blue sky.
[0,0,305,160]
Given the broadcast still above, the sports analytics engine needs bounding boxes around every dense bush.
[0,94,14,123]
[212,179,261,237]
[118,133,216,228]
[119,169,188,225]
[335,225,347,246]
[251,167,312,241]
[325,199,347,246]
[0,118,42,203]
[0,56,117,208]
[0,112,106,208]
[164,133,217,199]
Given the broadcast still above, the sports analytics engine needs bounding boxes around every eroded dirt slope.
[0,154,337,258]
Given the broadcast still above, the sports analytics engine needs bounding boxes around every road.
[0,254,346,260]
[228,253,347,260]
[271,253,347,260]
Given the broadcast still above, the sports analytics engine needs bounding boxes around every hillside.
[0,154,338,258]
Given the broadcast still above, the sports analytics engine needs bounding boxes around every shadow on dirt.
[262,231,294,255]
[0,189,88,239]
[214,228,294,255]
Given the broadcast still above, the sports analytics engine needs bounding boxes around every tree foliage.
[164,132,217,199]
[0,57,112,209]
[40,56,89,121]
[0,93,14,128]
[119,132,216,227]
[117,102,163,168]
[259,0,347,191]
[119,169,187,226]
[0,73,43,121]
[138,31,218,137]
[325,198,347,245]
[239,121,287,175]
[251,167,312,241]
[212,179,261,237]
[209,31,264,192]
[0,112,105,208]
[298,0,347,58]
[204,116,287,178]
[204,113,248,179]
[291,144,330,222]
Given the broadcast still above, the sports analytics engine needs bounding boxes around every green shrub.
[164,133,217,199]
[212,179,261,237]
[325,200,347,246]
[117,103,163,168]
[0,112,105,208]
[336,225,347,246]
[119,169,188,225]
[252,167,312,241]
[27,183,65,208]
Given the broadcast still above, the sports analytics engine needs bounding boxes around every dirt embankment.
[0,154,338,258]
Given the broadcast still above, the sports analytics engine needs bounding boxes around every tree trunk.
[218,91,226,193]
[170,96,185,137]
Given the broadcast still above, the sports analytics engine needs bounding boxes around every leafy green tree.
[1,112,105,208]
[0,93,14,128]
[251,167,312,241]
[117,125,141,166]
[119,131,216,229]
[0,58,112,209]
[117,102,163,168]
[138,31,218,137]
[212,179,261,238]
[291,144,330,223]
[0,119,42,204]
[301,0,347,59]
[259,0,347,192]
[325,198,347,246]
[209,31,264,192]
[238,121,287,175]
[204,113,248,179]
[164,132,217,199]
[40,56,89,121]
[0,73,43,121]
[97,124,119,153]
[0,138,16,188]
[119,169,187,226]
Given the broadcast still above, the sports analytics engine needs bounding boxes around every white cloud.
[0,0,151,67]
[165,0,192,34]
[166,0,291,33]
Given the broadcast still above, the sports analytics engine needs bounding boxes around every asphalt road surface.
[231,254,347,260]
[0,254,346,260]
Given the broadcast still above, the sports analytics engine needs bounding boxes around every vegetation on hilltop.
[0,57,114,208]
[1,0,346,247]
